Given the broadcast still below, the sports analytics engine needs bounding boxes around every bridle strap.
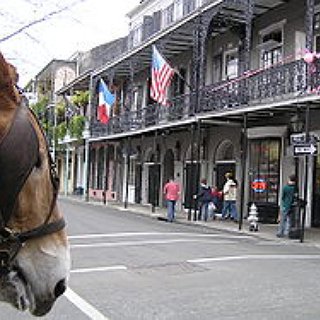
[0,106,39,226]
[17,218,65,243]
[0,218,65,276]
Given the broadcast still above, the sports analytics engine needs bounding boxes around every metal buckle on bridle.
[0,227,21,276]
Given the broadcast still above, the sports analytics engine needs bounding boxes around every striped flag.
[97,79,115,124]
[150,45,175,106]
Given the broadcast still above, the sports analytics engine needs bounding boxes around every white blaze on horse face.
[16,235,70,316]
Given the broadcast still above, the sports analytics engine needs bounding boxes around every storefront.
[248,137,282,223]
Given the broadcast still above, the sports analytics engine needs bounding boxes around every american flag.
[150,45,175,106]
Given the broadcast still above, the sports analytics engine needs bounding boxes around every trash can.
[247,202,279,224]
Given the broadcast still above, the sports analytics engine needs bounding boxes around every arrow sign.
[293,143,318,156]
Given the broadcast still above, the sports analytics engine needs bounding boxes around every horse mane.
[0,52,22,142]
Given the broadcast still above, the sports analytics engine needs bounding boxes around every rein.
[0,105,65,276]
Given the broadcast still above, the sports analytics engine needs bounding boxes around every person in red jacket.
[163,177,180,222]
[211,186,223,215]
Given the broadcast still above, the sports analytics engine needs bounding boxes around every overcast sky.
[0,0,138,86]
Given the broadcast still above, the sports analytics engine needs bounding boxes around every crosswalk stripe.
[64,287,109,320]
[71,265,127,273]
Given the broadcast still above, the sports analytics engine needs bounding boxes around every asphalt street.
[2,198,320,319]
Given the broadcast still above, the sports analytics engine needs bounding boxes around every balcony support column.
[124,60,135,131]
[103,143,109,205]
[90,76,99,123]
[195,119,202,221]
[151,130,158,213]
[188,124,195,221]
[305,0,315,90]
[305,0,315,51]
[239,113,247,231]
[124,137,131,209]
[243,0,253,74]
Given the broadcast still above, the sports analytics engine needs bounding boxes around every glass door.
[248,138,281,203]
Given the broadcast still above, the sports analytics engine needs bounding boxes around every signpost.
[293,143,318,156]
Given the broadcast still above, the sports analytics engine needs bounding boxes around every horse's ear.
[0,52,11,87]
[0,52,20,104]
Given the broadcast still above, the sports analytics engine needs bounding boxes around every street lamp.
[64,132,72,196]
[289,111,305,232]
[83,122,90,202]
[290,113,305,135]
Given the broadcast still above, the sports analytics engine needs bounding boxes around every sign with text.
[290,133,306,145]
[293,143,318,156]
[251,179,267,193]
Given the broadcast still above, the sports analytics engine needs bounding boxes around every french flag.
[98,79,115,124]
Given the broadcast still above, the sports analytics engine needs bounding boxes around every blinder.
[0,106,65,275]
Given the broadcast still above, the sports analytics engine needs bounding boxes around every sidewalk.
[62,195,320,247]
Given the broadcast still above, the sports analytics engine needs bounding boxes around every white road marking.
[64,287,109,320]
[188,254,320,264]
[69,232,251,240]
[69,232,164,239]
[71,239,235,248]
[71,265,127,273]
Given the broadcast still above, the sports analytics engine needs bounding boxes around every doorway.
[148,164,161,207]
[184,162,200,209]
[216,162,236,190]
[214,140,236,190]
[163,149,175,185]
[135,164,142,204]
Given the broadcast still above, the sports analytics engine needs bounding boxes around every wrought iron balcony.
[91,59,318,138]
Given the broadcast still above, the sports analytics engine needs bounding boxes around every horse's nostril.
[54,279,66,298]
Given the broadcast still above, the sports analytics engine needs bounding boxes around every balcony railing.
[91,59,319,138]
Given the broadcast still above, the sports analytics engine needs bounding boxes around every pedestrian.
[196,178,213,221]
[277,174,297,238]
[221,172,238,221]
[163,177,180,222]
[211,186,223,212]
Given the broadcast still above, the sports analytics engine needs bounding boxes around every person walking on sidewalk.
[221,172,238,221]
[277,174,297,238]
[163,177,180,222]
[196,178,213,222]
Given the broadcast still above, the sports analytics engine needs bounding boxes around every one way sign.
[293,143,318,156]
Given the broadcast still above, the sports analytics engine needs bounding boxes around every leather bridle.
[0,105,66,276]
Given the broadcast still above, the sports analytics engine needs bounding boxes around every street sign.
[290,133,306,145]
[293,143,318,156]
[290,133,320,145]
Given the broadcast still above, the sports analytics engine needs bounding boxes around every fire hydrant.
[248,203,259,232]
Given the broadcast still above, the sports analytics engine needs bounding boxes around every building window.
[133,85,143,111]
[131,25,142,47]
[224,49,238,80]
[314,12,320,33]
[183,0,196,15]
[259,22,284,68]
[128,158,136,185]
[314,12,320,52]
[248,138,281,203]
[163,4,174,27]
[174,0,183,20]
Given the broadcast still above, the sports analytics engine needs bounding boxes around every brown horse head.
[0,52,70,316]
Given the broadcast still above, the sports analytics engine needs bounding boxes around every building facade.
[58,0,320,229]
